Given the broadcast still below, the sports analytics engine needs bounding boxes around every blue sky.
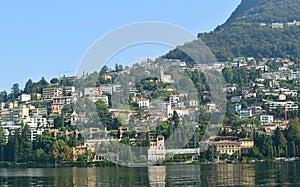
[0,0,240,92]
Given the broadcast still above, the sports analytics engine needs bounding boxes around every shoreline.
[0,157,299,168]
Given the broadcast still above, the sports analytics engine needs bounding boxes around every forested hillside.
[165,0,300,63]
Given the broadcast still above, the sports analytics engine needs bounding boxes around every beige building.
[43,87,62,100]
[73,144,92,161]
[212,136,254,156]
[51,96,74,114]
[214,140,241,156]
[240,138,254,154]
[148,136,166,161]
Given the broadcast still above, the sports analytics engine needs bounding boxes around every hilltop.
[165,0,300,63]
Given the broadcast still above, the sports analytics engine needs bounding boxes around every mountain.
[221,0,300,27]
[164,0,300,63]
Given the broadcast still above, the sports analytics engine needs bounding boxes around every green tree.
[7,129,21,162]
[95,100,113,129]
[50,78,60,84]
[19,126,33,162]
[100,65,109,75]
[51,140,73,162]
[34,132,56,162]
[11,83,21,100]
[285,124,300,142]
[273,127,287,157]
[24,79,34,94]
[0,124,6,162]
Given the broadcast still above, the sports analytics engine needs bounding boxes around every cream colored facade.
[148,136,166,161]
[213,138,254,156]
[214,140,241,155]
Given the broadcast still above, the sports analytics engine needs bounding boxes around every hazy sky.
[0,0,240,92]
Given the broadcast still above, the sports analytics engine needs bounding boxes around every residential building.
[102,74,112,80]
[72,144,95,161]
[271,22,284,29]
[240,109,253,119]
[260,115,274,123]
[84,87,102,96]
[148,135,166,161]
[169,95,180,103]
[0,109,12,122]
[230,96,242,103]
[99,85,113,94]
[267,101,298,111]
[60,86,76,95]
[31,108,48,117]
[28,117,48,128]
[235,104,242,113]
[52,96,74,114]
[19,94,31,102]
[224,86,237,93]
[213,140,241,156]
[29,128,45,141]
[138,98,150,108]
[43,87,62,100]
[210,136,254,156]
[203,103,217,112]
[189,99,198,107]
[240,138,254,154]
[0,102,5,110]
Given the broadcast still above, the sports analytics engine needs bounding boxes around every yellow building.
[213,138,254,156]
[214,140,241,156]
[102,74,112,80]
[22,105,30,121]
[239,138,254,154]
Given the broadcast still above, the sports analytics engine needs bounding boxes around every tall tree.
[95,100,113,129]
[0,124,6,162]
[11,83,21,100]
[24,79,34,94]
[19,125,33,162]
[51,140,73,162]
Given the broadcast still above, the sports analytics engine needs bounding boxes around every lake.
[0,161,299,186]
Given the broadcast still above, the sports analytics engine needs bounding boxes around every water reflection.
[148,166,166,186]
[0,162,299,186]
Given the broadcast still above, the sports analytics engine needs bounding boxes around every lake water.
[0,162,299,186]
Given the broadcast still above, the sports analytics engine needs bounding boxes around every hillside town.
[0,56,299,164]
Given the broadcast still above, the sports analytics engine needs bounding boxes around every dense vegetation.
[0,125,84,163]
[164,0,300,63]
[222,0,300,27]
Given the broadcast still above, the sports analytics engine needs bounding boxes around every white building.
[240,109,253,119]
[235,104,242,113]
[30,128,45,141]
[272,22,284,29]
[267,101,298,111]
[52,96,74,114]
[90,95,109,105]
[99,85,121,95]
[189,99,198,107]
[260,115,274,123]
[28,117,48,128]
[43,87,62,100]
[19,94,31,102]
[203,103,217,112]
[138,98,150,108]
[84,87,102,96]
[0,102,5,110]
[31,108,48,117]
[169,95,180,103]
